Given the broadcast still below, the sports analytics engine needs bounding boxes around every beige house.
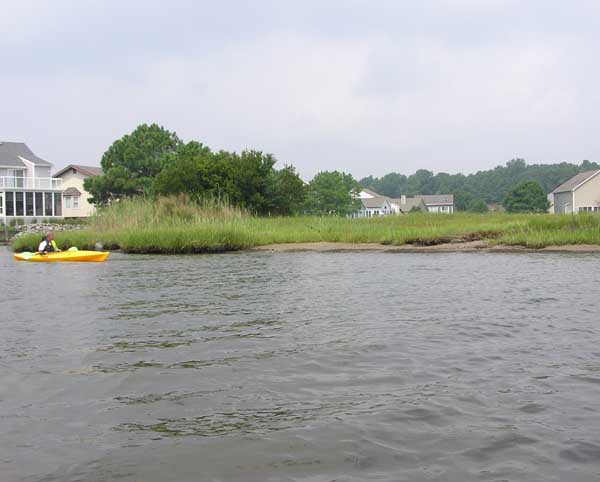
[551,170,600,214]
[53,164,102,217]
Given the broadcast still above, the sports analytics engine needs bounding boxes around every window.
[54,193,62,217]
[15,192,24,216]
[35,192,44,216]
[0,193,3,215]
[25,192,34,216]
[73,196,79,209]
[45,192,53,216]
[5,192,14,216]
[65,196,71,209]
[7,170,24,188]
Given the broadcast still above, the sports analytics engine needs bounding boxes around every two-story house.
[0,142,63,223]
[53,164,102,218]
[551,170,600,213]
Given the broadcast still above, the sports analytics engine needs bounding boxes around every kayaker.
[38,232,61,254]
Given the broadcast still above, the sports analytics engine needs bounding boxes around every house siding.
[57,170,96,217]
[573,173,600,212]
[553,191,573,214]
[34,166,51,178]
[426,204,454,213]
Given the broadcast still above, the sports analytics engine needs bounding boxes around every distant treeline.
[360,159,600,210]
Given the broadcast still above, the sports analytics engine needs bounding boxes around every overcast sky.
[2,0,599,179]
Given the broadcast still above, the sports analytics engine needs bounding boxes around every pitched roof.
[360,188,384,198]
[0,142,52,167]
[63,187,82,196]
[390,197,427,212]
[551,170,600,193]
[361,196,390,208]
[415,194,454,205]
[53,164,103,178]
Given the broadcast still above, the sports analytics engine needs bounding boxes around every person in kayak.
[38,232,61,254]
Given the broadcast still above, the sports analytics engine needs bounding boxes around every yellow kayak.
[14,250,109,262]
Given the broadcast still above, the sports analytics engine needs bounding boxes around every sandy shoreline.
[251,241,600,253]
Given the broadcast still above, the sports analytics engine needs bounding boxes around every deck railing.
[0,177,62,190]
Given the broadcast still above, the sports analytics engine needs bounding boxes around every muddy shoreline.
[250,241,600,253]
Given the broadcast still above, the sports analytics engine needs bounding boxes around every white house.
[53,164,102,217]
[355,189,454,217]
[415,194,455,213]
[356,189,393,217]
[0,142,63,223]
[551,170,600,214]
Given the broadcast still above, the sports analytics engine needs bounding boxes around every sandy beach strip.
[250,241,600,253]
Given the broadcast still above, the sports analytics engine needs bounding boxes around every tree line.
[85,124,362,215]
[86,124,599,215]
[360,158,600,212]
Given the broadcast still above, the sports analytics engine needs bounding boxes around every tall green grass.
[11,196,600,253]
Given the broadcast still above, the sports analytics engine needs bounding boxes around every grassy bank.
[11,196,600,253]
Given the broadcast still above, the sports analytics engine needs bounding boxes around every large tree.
[304,171,361,216]
[454,191,488,212]
[85,123,181,204]
[269,165,306,216]
[83,166,141,206]
[153,143,294,215]
[152,141,233,201]
[503,180,550,213]
[228,150,277,214]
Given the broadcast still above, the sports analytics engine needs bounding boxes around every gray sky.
[2,0,599,179]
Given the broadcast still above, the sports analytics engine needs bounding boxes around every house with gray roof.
[355,189,454,216]
[389,195,427,213]
[356,189,393,217]
[551,170,600,213]
[0,142,63,222]
[415,194,455,213]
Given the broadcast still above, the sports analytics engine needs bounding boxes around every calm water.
[2,248,600,482]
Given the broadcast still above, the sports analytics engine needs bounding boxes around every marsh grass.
[11,196,600,253]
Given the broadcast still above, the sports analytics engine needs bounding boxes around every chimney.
[401,195,406,205]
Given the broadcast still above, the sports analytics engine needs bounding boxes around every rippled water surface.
[2,248,600,481]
